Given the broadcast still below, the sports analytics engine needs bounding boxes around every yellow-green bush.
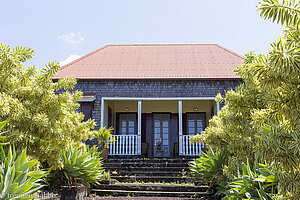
[191,0,300,198]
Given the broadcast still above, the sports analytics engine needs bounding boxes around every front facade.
[54,44,243,158]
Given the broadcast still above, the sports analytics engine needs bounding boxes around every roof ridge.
[106,43,218,46]
[214,44,245,59]
[59,44,112,71]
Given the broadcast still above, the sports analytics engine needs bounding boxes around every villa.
[53,44,243,158]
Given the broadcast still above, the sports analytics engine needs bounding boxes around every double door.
[153,114,170,157]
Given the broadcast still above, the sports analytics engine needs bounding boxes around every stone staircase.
[91,158,215,199]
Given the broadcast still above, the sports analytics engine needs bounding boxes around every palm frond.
[258,0,300,28]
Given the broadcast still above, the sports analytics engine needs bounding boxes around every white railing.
[108,135,140,155]
[180,135,204,156]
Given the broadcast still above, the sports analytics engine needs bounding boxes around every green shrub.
[221,159,278,200]
[0,146,48,199]
[189,148,227,186]
[60,143,104,187]
[0,43,96,169]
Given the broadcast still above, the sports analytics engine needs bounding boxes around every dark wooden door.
[153,114,170,157]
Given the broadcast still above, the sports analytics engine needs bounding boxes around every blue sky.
[1,0,283,69]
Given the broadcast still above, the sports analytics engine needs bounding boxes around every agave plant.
[222,159,278,200]
[0,146,48,199]
[60,143,104,187]
[189,147,227,186]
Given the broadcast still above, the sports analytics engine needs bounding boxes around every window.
[79,102,93,122]
[118,113,137,135]
[186,113,205,135]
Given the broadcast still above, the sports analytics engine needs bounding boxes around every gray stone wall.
[73,80,242,128]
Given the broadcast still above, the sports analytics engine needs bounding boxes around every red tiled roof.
[54,44,244,80]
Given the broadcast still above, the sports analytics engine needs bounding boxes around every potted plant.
[95,127,115,159]
[59,143,104,200]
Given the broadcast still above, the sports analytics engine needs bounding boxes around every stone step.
[95,158,210,199]
[113,171,189,177]
[104,166,190,172]
[103,162,189,168]
[92,189,210,198]
[111,175,193,183]
[93,183,209,193]
[105,158,194,164]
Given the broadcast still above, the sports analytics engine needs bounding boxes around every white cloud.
[58,32,84,45]
[60,54,81,66]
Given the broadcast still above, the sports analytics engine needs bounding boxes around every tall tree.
[0,43,95,168]
[192,0,300,198]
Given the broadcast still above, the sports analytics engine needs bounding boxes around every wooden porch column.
[137,100,142,155]
[100,98,104,127]
[178,100,183,155]
[216,101,220,114]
